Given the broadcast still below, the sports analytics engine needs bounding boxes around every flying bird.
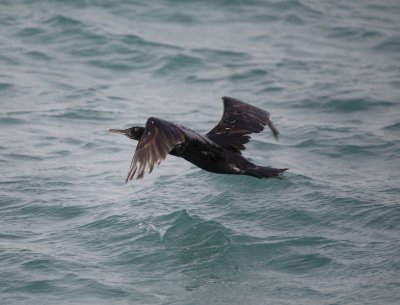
[109,96,288,182]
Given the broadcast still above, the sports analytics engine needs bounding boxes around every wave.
[1,0,399,303]
[0,82,13,91]
[0,117,26,125]
[120,209,338,275]
[192,48,250,64]
[384,122,400,131]
[325,26,383,41]
[19,203,86,220]
[134,210,233,267]
[49,109,115,121]
[373,38,400,54]
[154,54,205,77]
[356,204,400,230]
[295,96,394,113]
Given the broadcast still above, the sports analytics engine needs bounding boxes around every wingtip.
[221,96,237,103]
[267,120,280,141]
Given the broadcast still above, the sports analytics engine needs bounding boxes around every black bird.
[109,96,288,182]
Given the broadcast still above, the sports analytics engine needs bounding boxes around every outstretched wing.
[126,117,218,182]
[206,96,278,153]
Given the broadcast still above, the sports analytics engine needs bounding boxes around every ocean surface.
[1,0,400,304]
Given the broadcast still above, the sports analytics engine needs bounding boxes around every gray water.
[1,0,400,304]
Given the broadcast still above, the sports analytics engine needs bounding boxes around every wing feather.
[206,96,278,153]
[126,117,219,182]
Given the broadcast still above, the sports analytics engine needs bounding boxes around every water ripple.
[1,0,400,304]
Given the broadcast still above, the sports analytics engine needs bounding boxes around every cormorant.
[109,96,288,182]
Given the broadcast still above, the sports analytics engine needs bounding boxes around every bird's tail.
[247,166,288,179]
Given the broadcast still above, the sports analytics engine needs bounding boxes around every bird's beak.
[108,128,128,136]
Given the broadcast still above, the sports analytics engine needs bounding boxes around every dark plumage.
[109,96,288,182]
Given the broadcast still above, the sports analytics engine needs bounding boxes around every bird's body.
[171,140,244,175]
[109,96,288,182]
[170,141,263,177]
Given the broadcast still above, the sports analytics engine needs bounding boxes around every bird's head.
[108,126,144,141]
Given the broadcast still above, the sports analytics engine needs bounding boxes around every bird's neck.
[134,127,145,141]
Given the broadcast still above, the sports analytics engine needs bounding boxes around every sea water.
[1,0,400,304]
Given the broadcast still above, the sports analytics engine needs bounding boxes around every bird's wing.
[206,96,278,153]
[126,117,219,182]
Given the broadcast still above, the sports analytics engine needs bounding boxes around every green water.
[1,0,400,304]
